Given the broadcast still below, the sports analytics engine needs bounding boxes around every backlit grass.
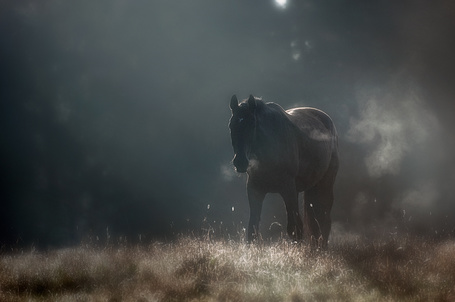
[1,235,454,301]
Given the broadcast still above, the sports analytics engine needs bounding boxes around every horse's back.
[286,107,337,138]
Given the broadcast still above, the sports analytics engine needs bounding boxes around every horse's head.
[229,94,257,173]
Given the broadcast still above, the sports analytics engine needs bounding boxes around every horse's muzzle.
[233,154,249,173]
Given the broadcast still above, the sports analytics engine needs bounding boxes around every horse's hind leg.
[280,181,303,241]
[304,162,337,248]
[304,186,332,248]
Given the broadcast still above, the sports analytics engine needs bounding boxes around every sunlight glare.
[274,0,287,9]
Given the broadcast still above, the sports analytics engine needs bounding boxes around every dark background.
[1,0,455,248]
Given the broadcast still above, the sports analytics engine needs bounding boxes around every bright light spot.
[274,0,287,9]
[232,206,235,212]
[305,40,313,50]
[292,52,301,60]
[290,40,301,61]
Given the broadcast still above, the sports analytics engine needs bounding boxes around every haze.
[1,0,454,247]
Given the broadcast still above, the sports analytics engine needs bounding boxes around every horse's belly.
[247,165,294,193]
[296,147,332,191]
[247,140,333,193]
[295,174,321,192]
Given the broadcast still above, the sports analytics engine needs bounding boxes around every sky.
[1,0,455,247]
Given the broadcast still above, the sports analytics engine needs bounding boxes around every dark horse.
[229,95,339,248]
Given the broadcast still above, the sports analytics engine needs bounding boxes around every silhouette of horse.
[229,95,339,248]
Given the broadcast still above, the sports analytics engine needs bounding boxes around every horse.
[229,95,339,248]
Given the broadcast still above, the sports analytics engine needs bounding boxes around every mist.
[1,0,455,247]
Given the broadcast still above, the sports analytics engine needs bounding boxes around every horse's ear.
[248,94,256,109]
[230,95,239,111]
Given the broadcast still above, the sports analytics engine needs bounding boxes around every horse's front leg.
[246,183,265,243]
[280,181,303,241]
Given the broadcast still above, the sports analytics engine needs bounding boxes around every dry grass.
[1,235,455,301]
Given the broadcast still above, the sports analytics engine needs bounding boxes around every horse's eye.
[238,118,244,123]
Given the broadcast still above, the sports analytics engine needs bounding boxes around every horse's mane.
[238,97,294,134]
[253,99,296,144]
[256,99,290,126]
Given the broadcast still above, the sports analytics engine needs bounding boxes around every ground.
[1,234,455,301]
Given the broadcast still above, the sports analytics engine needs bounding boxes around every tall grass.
[1,235,454,301]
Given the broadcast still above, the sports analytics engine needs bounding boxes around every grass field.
[1,234,455,301]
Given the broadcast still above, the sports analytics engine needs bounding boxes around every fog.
[1,0,454,247]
